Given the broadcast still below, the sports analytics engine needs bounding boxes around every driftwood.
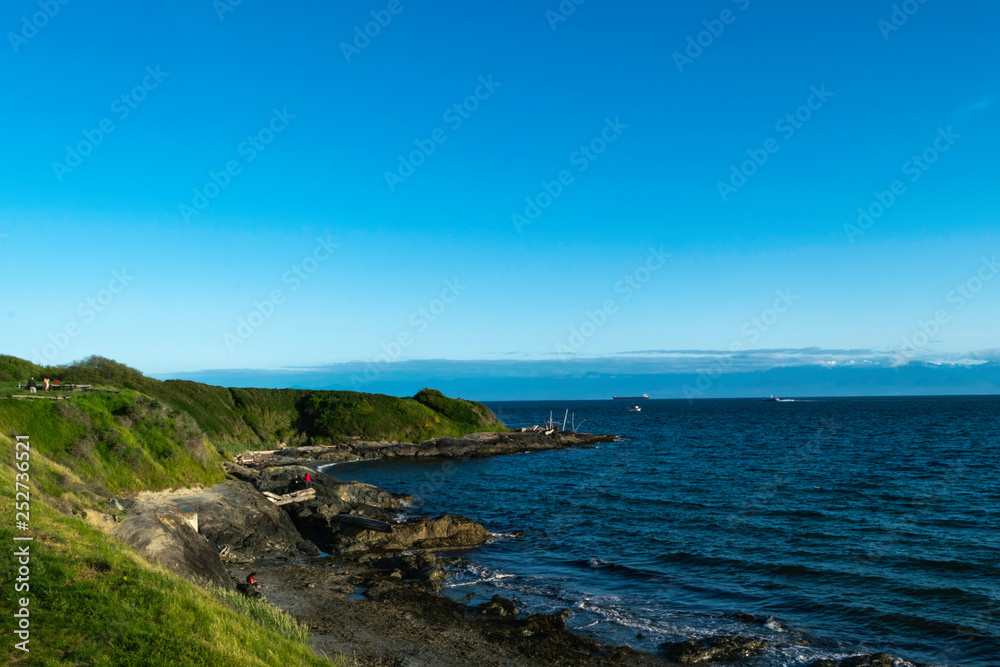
[262,488,316,506]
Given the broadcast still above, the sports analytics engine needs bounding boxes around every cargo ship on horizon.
[613,393,649,400]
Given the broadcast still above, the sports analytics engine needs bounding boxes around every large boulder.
[661,635,771,664]
[111,505,231,587]
[329,514,490,553]
[156,481,319,561]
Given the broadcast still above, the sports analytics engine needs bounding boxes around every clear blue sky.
[2,0,998,379]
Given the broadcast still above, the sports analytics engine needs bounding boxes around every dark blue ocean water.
[328,397,1000,666]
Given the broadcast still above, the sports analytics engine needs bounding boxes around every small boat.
[764,395,795,402]
[627,405,642,412]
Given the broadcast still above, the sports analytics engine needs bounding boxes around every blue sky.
[2,1,998,395]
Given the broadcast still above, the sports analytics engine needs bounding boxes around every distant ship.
[627,405,642,412]
[764,395,795,402]
[613,393,649,400]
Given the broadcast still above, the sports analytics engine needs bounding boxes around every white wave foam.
[316,458,374,473]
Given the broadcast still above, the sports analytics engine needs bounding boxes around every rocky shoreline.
[105,430,914,666]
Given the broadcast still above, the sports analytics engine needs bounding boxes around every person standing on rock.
[27,377,37,393]
[304,473,311,487]
[44,377,50,391]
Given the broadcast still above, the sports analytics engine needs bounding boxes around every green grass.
[3,355,506,453]
[207,585,309,644]
[0,391,225,497]
[303,389,506,443]
[0,353,507,665]
[0,452,339,666]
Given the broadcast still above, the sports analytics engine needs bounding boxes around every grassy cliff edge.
[0,354,506,665]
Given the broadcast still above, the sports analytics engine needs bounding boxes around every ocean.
[329,396,999,666]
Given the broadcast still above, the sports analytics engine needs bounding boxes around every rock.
[222,461,258,484]
[807,655,898,667]
[520,610,572,636]
[139,480,320,561]
[240,431,616,465]
[832,654,896,667]
[110,505,231,587]
[610,646,640,660]
[661,635,772,664]
[329,514,490,553]
[476,594,519,617]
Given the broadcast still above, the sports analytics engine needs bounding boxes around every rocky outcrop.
[124,481,319,562]
[476,594,519,617]
[227,430,613,556]
[329,513,490,553]
[190,481,320,560]
[237,430,616,468]
[519,610,574,637]
[373,551,450,583]
[251,464,411,509]
[110,505,232,587]
[223,461,415,551]
[661,635,771,664]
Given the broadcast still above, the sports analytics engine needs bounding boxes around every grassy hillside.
[0,353,506,665]
[0,391,225,499]
[0,455,339,667]
[2,356,506,452]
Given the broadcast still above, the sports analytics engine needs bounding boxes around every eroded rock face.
[111,506,231,587]
[660,635,772,664]
[150,481,320,561]
[329,514,490,553]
